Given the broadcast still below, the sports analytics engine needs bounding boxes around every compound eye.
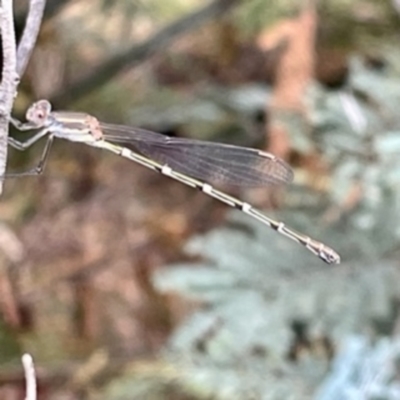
[26,100,51,126]
[36,111,45,120]
[30,110,43,120]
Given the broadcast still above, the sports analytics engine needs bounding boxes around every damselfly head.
[26,99,52,127]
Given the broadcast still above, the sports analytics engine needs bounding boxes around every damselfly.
[8,100,340,264]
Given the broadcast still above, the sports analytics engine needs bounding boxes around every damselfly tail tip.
[305,238,340,265]
[320,247,341,265]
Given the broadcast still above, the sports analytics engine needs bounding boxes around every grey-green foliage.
[154,211,400,399]
[316,335,400,400]
[308,57,400,256]
[150,53,400,399]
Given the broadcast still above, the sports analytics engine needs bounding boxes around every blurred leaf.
[148,47,400,399]
[152,206,400,397]
[316,335,400,400]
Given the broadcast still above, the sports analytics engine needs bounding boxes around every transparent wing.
[100,123,293,187]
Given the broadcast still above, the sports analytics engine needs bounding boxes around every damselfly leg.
[5,120,53,178]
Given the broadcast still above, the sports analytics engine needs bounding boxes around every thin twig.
[50,0,241,107]
[17,0,47,76]
[22,354,37,400]
[0,0,19,194]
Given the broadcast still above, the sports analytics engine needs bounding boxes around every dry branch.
[0,0,46,194]
[0,0,19,194]
[22,354,37,400]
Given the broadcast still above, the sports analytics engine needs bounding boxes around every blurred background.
[1,0,400,399]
